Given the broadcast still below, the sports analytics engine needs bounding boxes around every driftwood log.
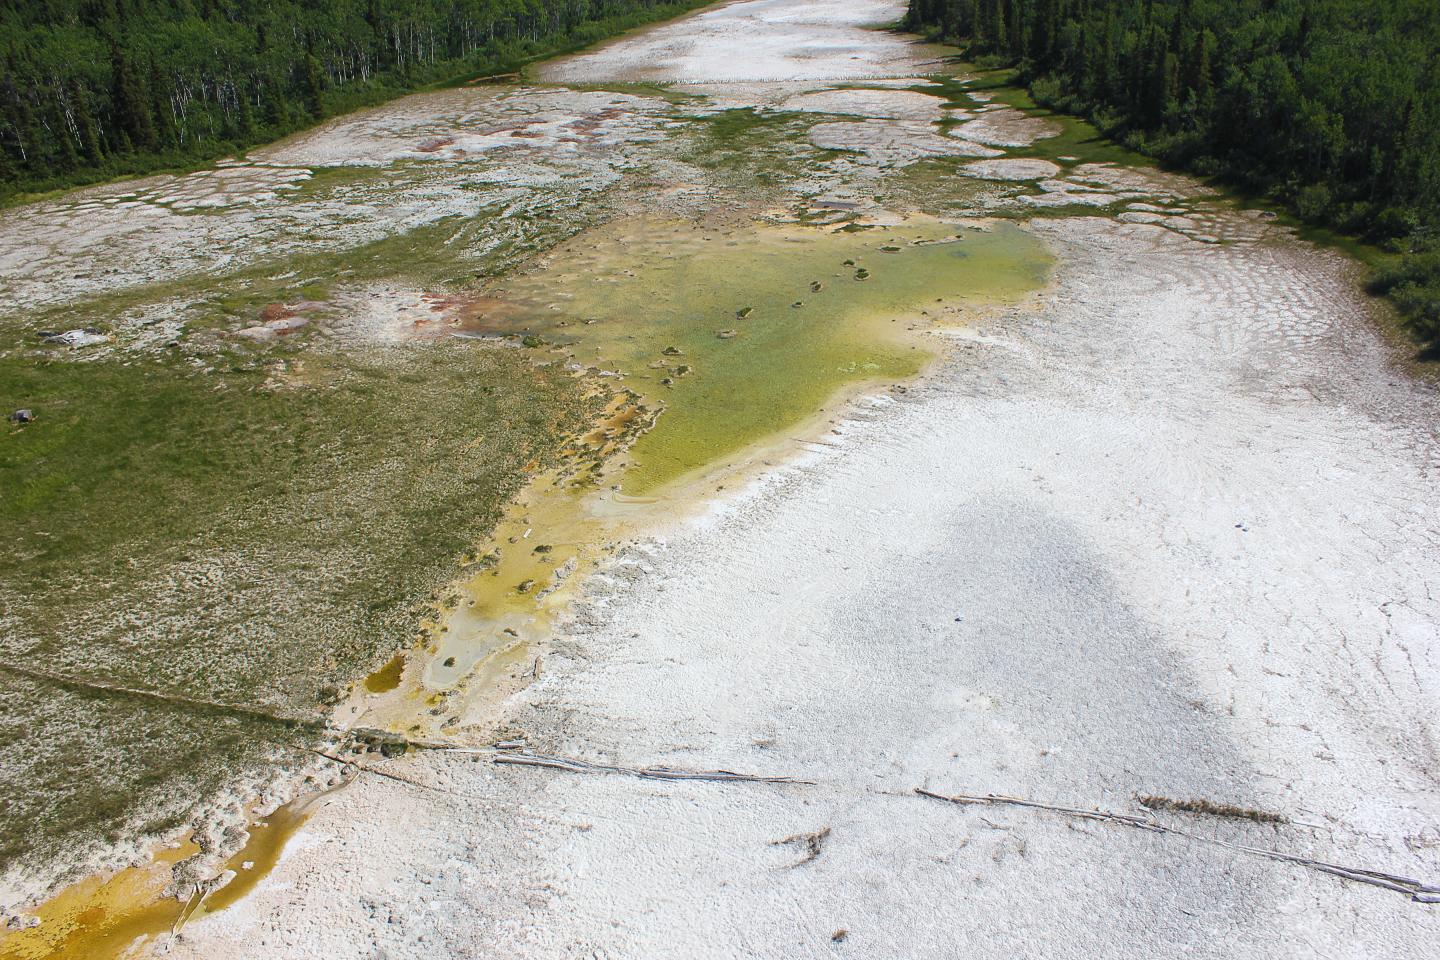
[915,788,1440,904]
[492,752,812,784]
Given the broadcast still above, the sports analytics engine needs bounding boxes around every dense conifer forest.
[904,0,1440,351]
[0,0,698,196]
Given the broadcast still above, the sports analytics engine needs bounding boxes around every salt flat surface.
[538,0,945,83]
[809,119,1001,164]
[176,209,1440,959]
[949,106,1063,147]
[23,0,1437,955]
[780,88,952,121]
[960,157,1062,180]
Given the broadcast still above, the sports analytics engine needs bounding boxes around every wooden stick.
[772,826,831,867]
[493,752,813,784]
[168,875,219,945]
[915,788,1440,904]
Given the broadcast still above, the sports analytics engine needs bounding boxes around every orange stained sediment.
[0,793,324,960]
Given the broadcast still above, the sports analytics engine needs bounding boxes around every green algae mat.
[482,217,1051,494]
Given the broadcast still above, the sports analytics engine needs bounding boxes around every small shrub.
[1369,206,1419,242]
[1294,183,1333,223]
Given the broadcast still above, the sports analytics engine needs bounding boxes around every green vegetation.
[0,0,712,201]
[904,0,1440,352]
[0,338,597,880]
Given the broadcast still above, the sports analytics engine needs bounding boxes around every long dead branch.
[309,748,510,803]
[915,788,1440,904]
[493,752,813,784]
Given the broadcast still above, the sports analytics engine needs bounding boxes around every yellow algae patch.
[197,796,319,916]
[0,795,320,960]
[355,458,639,737]
[0,842,194,960]
[363,652,406,694]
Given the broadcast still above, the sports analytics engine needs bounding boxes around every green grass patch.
[0,339,597,881]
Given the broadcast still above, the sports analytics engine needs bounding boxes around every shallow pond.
[480,216,1050,494]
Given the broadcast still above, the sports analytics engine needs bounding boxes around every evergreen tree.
[148,57,178,149]
[111,43,157,152]
[233,82,256,140]
[266,82,291,130]
[1160,49,1180,124]
[2,71,44,169]
[304,53,325,119]
[1030,0,1059,67]
[1183,28,1212,101]
[69,81,104,165]
[47,101,80,170]
[970,0,988,45]
[987,0,1006,52]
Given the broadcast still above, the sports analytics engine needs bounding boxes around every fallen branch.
[772,826,831,867]
[1138,794,1286,824]
[309,748,506,803]
[494,752,813,784]
[166,874,220,947]
[915,788,1440,904]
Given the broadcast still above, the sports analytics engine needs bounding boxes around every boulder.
[42,328,108,348]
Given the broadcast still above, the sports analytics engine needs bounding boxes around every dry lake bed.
[1,1,1438,957]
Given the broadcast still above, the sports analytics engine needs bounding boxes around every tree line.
[0,0,698,197]
[904,0,1440,352]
